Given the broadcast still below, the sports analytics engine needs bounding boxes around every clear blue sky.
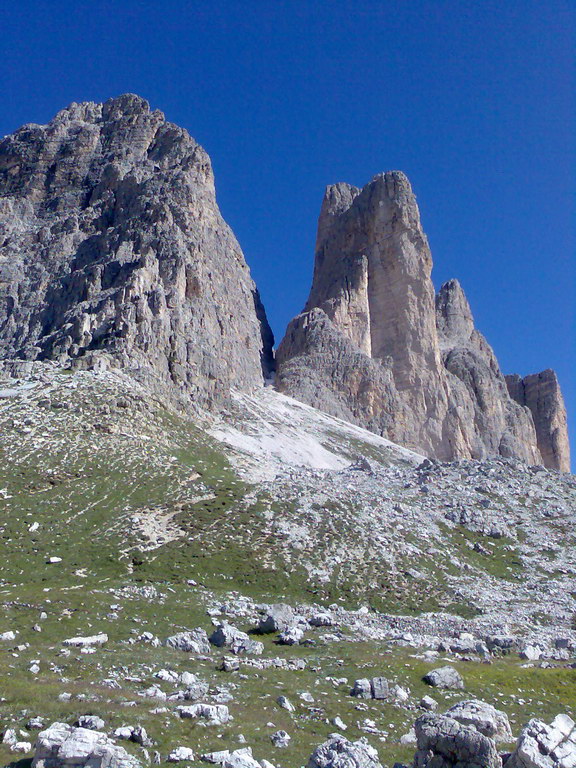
[2,0,574,463]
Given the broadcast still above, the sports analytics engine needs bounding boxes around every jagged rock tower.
[276,172,570,471]
[505,370,570,472]
[0,94,273,406]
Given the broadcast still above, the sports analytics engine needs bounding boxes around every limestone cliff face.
[291,172,454,457]
[277,172,567,468]
[0,94,273,407]
[506,371,570,472]
[0,99,568,468]
[435,279,543,463]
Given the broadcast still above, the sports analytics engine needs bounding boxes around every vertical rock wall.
[506,371,570,472]
[0,95,274,407]
[277,172,568,468]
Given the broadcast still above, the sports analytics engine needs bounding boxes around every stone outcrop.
[506,714,576,768]
[506,371,570,472]
[0,94,273,408]
[32,722,140,768]
[276,172,568,467]
[423,666,464,690]
[414,713,502,768]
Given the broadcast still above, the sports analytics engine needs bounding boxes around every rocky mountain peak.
[0,96,568,470]
[506,369,570,472]
[0,94,273,407]
[277,171,569,470]
[436,279,475,343]
[318,181,360,220]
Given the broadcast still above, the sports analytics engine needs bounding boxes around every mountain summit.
[276,172,569,471]
[0,94,273,407]
[0,98,569,469]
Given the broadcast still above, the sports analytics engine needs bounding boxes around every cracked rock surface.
[276,173,569,470]
[0,94,273,409]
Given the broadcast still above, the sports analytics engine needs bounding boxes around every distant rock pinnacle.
[506,370,570,472]
[276,172,569,470]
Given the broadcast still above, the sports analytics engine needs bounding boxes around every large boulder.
[506,714,576,768]
[257,604,295,634]
[223,749,262,768]
[209,623,264,655]
[177,703,231,725]
[414,713,501,768]
[32,722,140,768]
[423,666,464,690]
[351,677,408,702]
[164,628,210,654]
[446,700,513,742]
[307,734,383,768]
[351,678,373,699]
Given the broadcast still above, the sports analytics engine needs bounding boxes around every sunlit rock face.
[0,94,274,408]
[506,370,570,472]
[277,171,567,468]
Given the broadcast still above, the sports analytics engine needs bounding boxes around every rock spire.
[276,172,569,469]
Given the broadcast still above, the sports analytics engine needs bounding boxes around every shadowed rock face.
[506,371,570,472]
[434,279,543,464]
[0,94,273,407]
[276,172,568,468]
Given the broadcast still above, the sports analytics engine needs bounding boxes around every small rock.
[276,695,295,713]
[331,717,347,731]
[270,730,291,748]
[165,628,211,654]
[76,716,105,731]
[419,696,438,711]
[63,633,108,648]
[167,746,195,762]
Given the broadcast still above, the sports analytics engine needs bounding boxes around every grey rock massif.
[0,96,569,468]
[0,94,273,407]
[505,370,570,473]
[276,172,570,470]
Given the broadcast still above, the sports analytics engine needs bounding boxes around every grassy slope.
[0,370,574,768]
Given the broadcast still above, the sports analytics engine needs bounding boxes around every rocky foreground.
[20,706,576,768]
[0,361,574,768]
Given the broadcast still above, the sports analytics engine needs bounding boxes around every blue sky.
[2,0,574,462]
